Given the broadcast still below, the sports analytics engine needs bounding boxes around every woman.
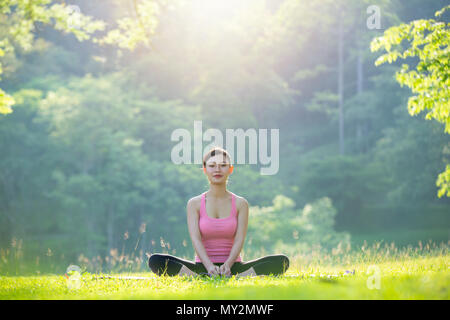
[148,147,289,277]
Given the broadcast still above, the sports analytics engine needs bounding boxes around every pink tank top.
[194,192,242,263]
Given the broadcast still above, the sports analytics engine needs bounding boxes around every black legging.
[148,253,290,277]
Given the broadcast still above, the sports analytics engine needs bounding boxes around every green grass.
[1,242,449,300]
[350,227,449,247]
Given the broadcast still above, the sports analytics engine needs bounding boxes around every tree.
[0,0,162,114]
[370,5,450,197]
[0,0,105,114]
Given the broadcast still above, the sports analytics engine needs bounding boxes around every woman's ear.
[203,167,206,173]
[229,165,234,174]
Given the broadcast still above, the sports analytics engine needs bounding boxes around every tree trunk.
[357,53,363,93]
[0,172,16,241]
[85,214,96,257]
[107,208,114,255]
[356,49,363,152]
[338,10,345,155]
[138,211,147,269]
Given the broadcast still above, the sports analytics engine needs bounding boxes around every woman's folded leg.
[231,254,290,276]
[148,253,206,276]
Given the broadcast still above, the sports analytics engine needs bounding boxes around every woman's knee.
[148,253,163,270]
[280,254,289,271]
[148,253,192,276]
[250,254,290,275]
[148,253,173,272]
[273,254,289,272]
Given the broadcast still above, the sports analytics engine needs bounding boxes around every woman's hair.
[202,147,232,168]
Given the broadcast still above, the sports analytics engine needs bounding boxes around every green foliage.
[437,164,450,197]
[0,0,107,113]
[33,73,204,257]
[228,166,285,207]
[0,0,165,114]
[97,0,163,50]
[295,154,390,230]
[246,195,350,258]
[373,104,449,204]
[371,5,450,197]
[0,88,52,245]
[306,91,339,116]
[0,88,14,114]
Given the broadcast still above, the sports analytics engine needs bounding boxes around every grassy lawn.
[1,243,448,300]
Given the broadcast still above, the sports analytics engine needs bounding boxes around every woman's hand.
[206,263,220,276]
[219,262,232,276]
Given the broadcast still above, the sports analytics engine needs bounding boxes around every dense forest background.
[0,0,449,272]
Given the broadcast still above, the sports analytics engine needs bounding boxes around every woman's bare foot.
[177,264,199,277]
[235,267,257,279]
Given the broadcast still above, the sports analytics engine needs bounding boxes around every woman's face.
[204,154,232,184]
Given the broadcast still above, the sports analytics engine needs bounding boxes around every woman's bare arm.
[224,197,249,267]
[186,198,214,269]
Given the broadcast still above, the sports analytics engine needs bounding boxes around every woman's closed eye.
[208,164,228,168]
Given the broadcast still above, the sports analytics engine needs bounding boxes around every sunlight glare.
[189,0,251,27]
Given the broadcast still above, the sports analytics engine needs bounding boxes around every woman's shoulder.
[230,192,249,211]
[187,193,203,208]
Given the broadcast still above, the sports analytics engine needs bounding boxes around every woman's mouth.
[213,175,223,178]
